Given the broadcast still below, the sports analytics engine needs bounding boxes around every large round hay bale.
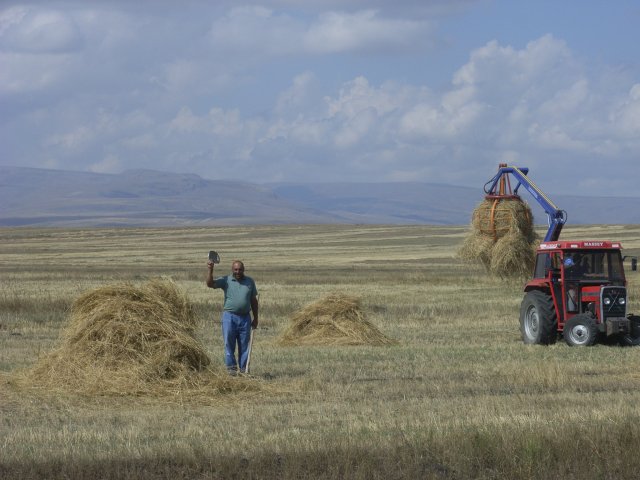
[278,293,397,346]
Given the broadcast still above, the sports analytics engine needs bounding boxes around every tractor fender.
[523,278,550,293]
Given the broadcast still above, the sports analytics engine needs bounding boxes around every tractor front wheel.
[619,315,640,347]
[520,290,557,345]
[563,314,598,347]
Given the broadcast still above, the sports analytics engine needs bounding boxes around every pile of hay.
[278,293,397,346]
[458,197,538,278]
[15,278,262,398]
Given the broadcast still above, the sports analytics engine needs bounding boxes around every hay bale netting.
[278,293,397,346]
[458,196,539,277]
[15,278,227,396]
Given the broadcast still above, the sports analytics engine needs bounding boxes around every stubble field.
[1,224,640,479]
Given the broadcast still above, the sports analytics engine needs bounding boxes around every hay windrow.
[278,293,397,346]
[459,197,539,278]
[13,278,271,400]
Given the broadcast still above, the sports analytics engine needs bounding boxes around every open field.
[2,224,640,479]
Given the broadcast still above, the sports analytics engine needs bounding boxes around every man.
[206,259,259,374]
[565,253,588,277]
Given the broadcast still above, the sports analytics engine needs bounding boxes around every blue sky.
[2,0,639,197]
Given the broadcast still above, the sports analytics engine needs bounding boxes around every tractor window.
[591,252,605,276]
[587,251,624,281]
[564,252,590,279]
[534,252,561,278]
[533,253,549,278]
[609,251,625,282]
[564,250,625,283]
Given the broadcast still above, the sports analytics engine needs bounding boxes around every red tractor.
[521,240,639,346]
[485,165,639,346]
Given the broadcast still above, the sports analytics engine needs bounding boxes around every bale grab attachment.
[483,163,567,242]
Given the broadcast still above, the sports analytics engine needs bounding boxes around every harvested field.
[2,224,640,480]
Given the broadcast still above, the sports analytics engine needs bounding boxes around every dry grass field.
[1,224,640,479]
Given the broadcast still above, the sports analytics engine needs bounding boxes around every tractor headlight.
[618,298,626,305]
[604,297,611,305]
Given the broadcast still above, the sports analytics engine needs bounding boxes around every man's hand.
[205,261,215,287]
[251,317,258,329]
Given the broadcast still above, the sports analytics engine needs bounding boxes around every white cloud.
[46,125,94,152]
[304,10,431,54]
[0,51,74,94]
[208,6,303,56]
[169,107,203,133]
[208,6,434,57]
[287,119,327,145]
[453,36,578,108]
[333,107,376,148]
[21,27,640,189]
[275,71,316,115]
[169,107,248,137]
[121,133,155,149]
[0,5,143,97]
[326,76,411,118]
[613,84,640,137]
[161,60,200,92]
[527,123,588,152]
[399,85,483,140]
[0,6,82,53]
[538,79,590,118]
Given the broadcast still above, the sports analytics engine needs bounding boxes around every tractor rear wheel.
[520,290,557,345]
[563,314,598,347]
[619,315,640,347]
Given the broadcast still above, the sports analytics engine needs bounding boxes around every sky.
[2,0,640,197]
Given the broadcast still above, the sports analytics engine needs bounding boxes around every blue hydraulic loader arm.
[484,164,567,242]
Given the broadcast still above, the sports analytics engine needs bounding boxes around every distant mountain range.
[1,166,639,227]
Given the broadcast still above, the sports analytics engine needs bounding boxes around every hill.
[0,167,334,227]
[1,166,639,227]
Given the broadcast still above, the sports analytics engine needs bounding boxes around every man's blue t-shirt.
[213,275,258,315]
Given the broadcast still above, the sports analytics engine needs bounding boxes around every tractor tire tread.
[520,290,557,345]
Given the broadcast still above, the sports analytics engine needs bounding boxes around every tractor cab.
[521,240,639,346]
[534,241,628,283]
